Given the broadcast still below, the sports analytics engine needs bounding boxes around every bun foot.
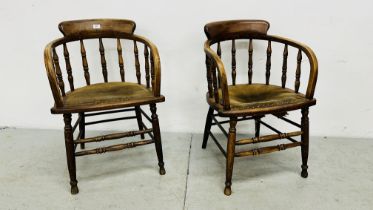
[159,167,166,175]
[71,185,79,195]
[301,165,308,178]
[224,186,232,196]
[301,170,308,178]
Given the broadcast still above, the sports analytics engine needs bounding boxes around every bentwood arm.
[44,37,65,107]
[267,35,318,99]
[204,40,231,110]
[43,34,163,109]
[133,34,162,97]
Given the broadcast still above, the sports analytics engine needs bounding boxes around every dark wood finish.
[206,56,213,97]
[224,118,237,196]
[216,42,222,88]
[202,19,318,196]
[80,40,90,85]
[63,114,78,194]
[248,39,253,84]
[205,20,270,41]
[295,49,302,93]
[217,42,221,58]
[99,38,108,82]
[117,38,125,81]
[63,43,74,91]
[150,54,155,92]
[75,139,154,156]
[282,44,288,88]
[78,113,85,149]
[265,40,272,85]
[134,41,141,84]
[211,62,219,103]
[135,106,145,139]
[52,48,65,96]
[43,19,165,194]
[231,40,236,85]
[202,106,214,149]
[235,142,301,157]
[74,129,151,144]
[301,108,309,178]
[150,104,165,175]
[236,131,302,145]
[254,118,261,138]
[59,19,136,39]
[144,46,150,88]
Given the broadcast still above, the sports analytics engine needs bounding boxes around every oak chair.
[202,20,318,195]
[44,19,165,194]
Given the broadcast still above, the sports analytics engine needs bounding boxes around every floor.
[0,128,372,210]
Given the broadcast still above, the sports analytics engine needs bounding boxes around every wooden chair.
[202,20,318,195]
[43,19,165,194]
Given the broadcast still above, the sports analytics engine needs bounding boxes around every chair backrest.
[59,19,136,39]
[44,19,161,107]
[203,20,318,109]
[204,20,270,41]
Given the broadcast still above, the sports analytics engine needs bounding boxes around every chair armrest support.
[268,35,318,99]
[133,35,162,97]
[44,38,64,107]
[204,40,230,110]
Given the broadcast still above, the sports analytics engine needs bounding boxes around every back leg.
[79,113,85,149]
[135,106,145,139]
[202,106,214,149]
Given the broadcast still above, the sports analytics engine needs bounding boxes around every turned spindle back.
[48,19,156,97]
[204,20,317,109]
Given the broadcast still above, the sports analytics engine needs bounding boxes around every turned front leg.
[301,108,309,178]
[63,113,79,194]
[150,104,165,175]
[224,117,237,196]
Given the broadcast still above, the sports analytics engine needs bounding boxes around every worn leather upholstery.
[51,82,165,113]
[207,84,315,116]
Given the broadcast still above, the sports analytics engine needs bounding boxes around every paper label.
[92,24,101,29]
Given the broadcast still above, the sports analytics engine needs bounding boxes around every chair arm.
[44,38,65,107]
[132,35,161,97]
[268,35,318,99]
[204,40,230,110]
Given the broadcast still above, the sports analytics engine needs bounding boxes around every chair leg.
[255,118,260,138]
[301,108,309,178]
[150,104,165,175]
[63,114,79,194]
[202,106,214,149]
[224,117,237,196]
[79,113,85,149]
[135,106,145,139]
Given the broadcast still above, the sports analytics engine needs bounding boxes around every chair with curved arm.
[202,20,318,195]
[44,19,165,194]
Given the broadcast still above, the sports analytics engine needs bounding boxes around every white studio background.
[0,0,372,138]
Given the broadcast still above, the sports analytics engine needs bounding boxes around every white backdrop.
[1,0,372,138]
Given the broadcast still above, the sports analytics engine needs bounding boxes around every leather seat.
[208,84,315,116]
[52,82,165,113]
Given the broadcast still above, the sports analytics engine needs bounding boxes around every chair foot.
[224,184,232,196]
[301,165,308,178]
[158,161,166,175]
[159,167,166,175]
[70,181,79,195]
